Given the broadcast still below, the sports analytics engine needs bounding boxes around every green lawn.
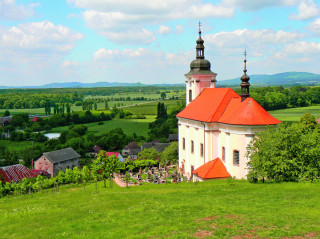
[50,116,156,137]
[0,180,319,238]
[125,99,184,115]
[269,105,320,122]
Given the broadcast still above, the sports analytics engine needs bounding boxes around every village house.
[0,116,11,127]
[177,26,281,180]
[34,148,81,177]
[0,164,48,183]
[106,152,125,162]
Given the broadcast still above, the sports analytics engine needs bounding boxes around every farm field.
[0,140,43,152]
[84,90,184,101]
[0,180,319,238]
[125,99,184,115]
[49,116,156,137]
[268,105,320,122]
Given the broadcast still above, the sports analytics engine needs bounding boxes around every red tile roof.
[31,169,50,177]
[0,164,36,183]
[192,158,231,179]
[106,152,120,157]
[177,88,281,125]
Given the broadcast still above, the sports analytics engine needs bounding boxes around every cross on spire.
[198,21,201,36]
[243,49,247,74]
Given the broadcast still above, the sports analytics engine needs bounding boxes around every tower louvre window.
[222,147,225,162]
[191,140,194,153]
[189,90,192,102]
[233,150,240,165]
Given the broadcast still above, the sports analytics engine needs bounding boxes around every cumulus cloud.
[290,0,319,20]
[309,18,320,34]
[0,0,38,21]
[205,29,304,49]
[0,21,84,52]
[68,0,235,44]
[157,25,171,35]
[0,21,84,67]
[222,0,297,11]
[282,41,320,56]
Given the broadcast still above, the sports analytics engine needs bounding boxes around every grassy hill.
[219,72,320,86]
[1,180,319,238]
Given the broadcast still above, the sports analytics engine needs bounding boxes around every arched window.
[189,90,192,102]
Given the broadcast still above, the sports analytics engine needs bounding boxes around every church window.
[222,147,225,162]
[183,138,185,150]
[200,143,204,157]
[189,90,192,102]
[191,140,194,153]
[233,150,240,165]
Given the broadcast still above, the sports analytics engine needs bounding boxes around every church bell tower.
[185,23,217,106]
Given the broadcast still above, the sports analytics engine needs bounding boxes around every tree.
[105,100,109,110]
[160,92,166,99]
[4,110,10,116]
[161,141,178,165]
[91,151,121,187]
[94,102,97,111]
[138,148,160,160]
[247,114,320,182]
[66,102,71,114]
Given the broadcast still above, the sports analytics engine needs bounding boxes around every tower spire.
[240,50,250,102]
[196,21,204,59]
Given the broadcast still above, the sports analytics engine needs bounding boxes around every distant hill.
[218,72,320,87]
[0,81,184,89]
[1,72,320,89]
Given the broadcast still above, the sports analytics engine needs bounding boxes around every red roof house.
[192,158,231,181]
[0,164,38,183]
[106,152,124,162]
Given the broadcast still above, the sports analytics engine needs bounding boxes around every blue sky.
[0,0,320,86]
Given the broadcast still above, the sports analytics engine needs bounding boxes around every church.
[177,26,281,180]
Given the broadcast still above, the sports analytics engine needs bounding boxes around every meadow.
[50,116,156,137]
[268,104,320,122]
[0,180,319,238]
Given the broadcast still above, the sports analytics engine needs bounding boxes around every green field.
[1,180,319,238]
[125,99,184,115]
[50,116,156,137]
[0,140,43,152]
[269,105,320,122]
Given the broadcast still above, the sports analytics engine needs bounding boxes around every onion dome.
[186,23,215,76]
[240,50,250,101]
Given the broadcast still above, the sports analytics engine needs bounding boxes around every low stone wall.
[113,173,137,187]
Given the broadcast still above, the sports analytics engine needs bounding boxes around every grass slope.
[269,105,320,122]
[1,180,319,239]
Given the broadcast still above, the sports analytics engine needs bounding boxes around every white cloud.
[290,0,319,20]
[222,0,297,11]
[157,25,171,35]
[0,21,84,52]
[205,29,304,49]
[0,0,38,21]
[68,0,235,44]
[61,61,79,67]
[309,18,320,34]
[282,41,320,56]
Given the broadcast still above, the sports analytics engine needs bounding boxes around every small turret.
[240,50,250,102]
